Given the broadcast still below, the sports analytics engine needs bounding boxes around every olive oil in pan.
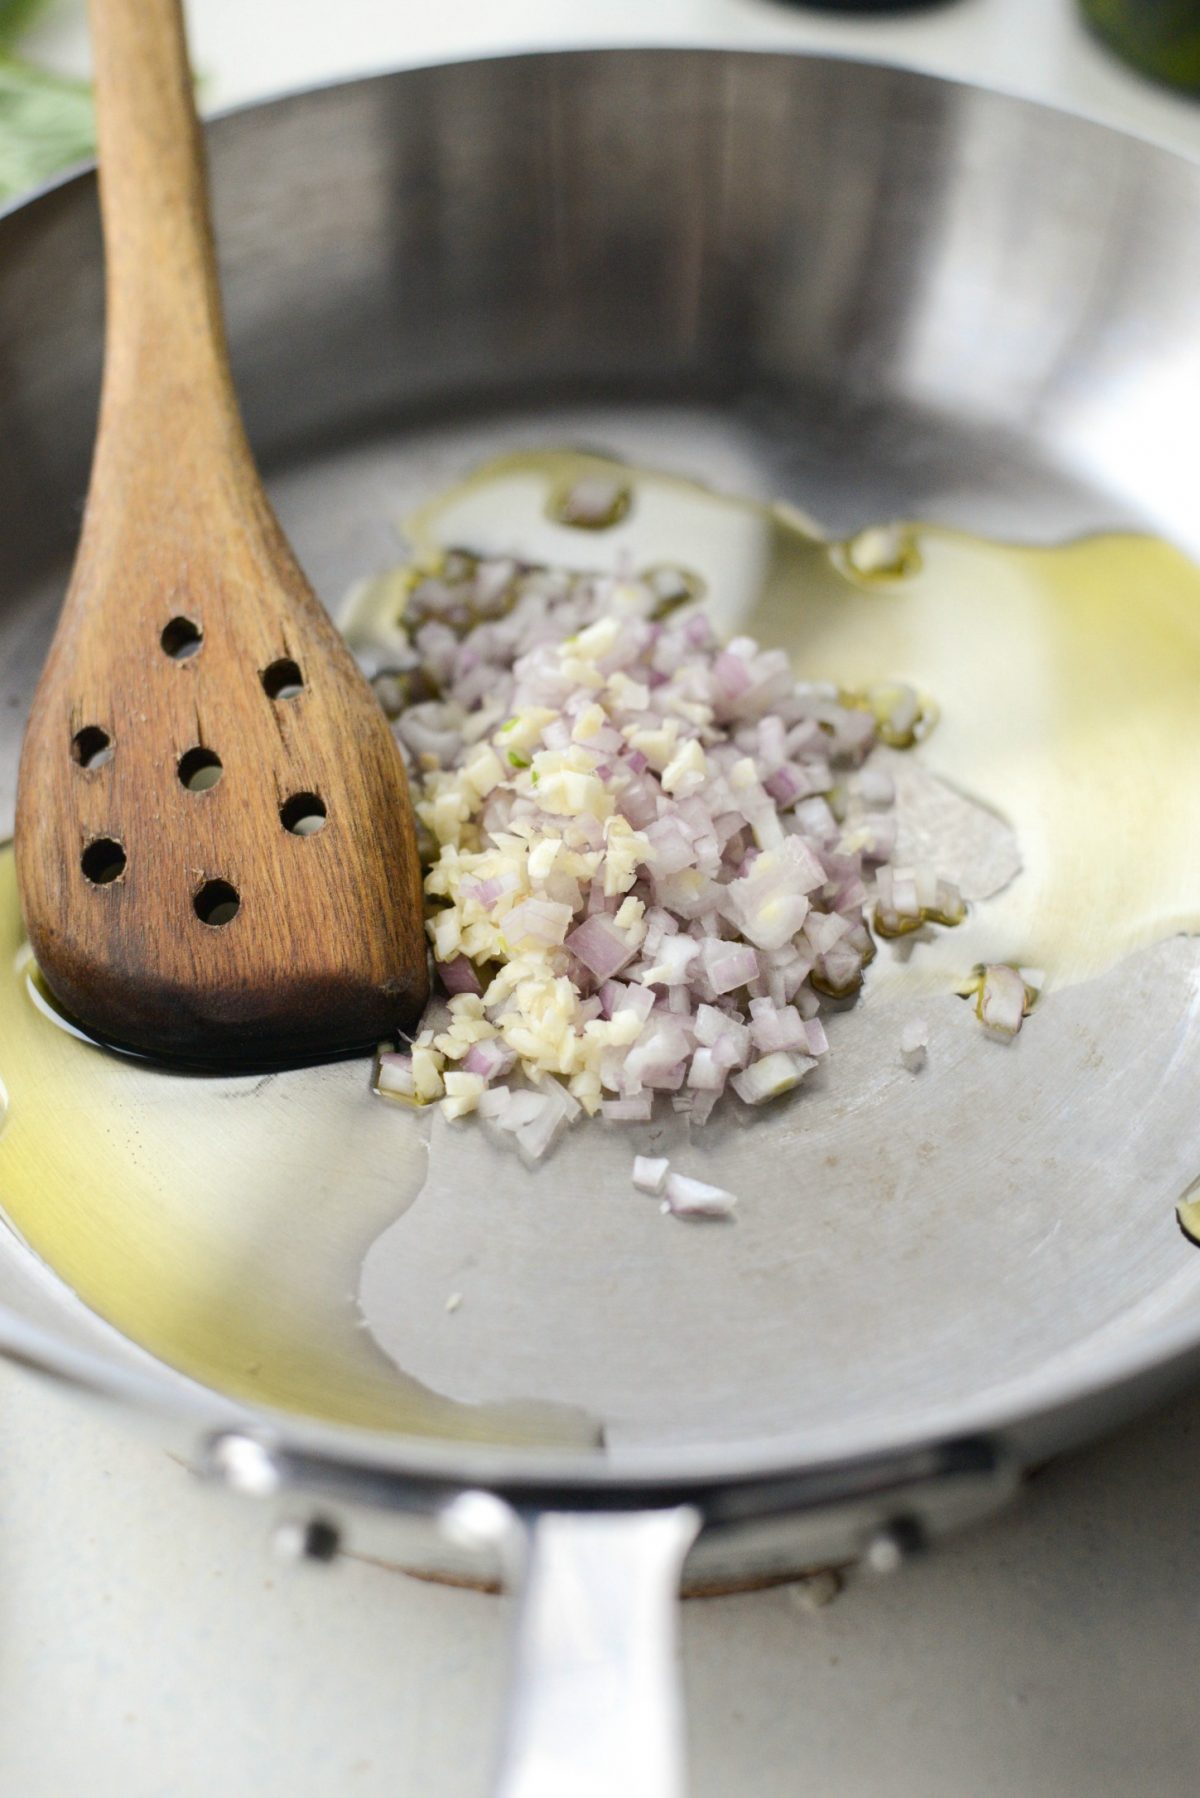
[388,449,1200,992]
[0,849,595,1445]
[5,453,1200,1406]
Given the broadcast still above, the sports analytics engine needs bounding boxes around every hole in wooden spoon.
[72,726,113,769]
[262,658,304,700]
[178,746,223,792]
[280,791,326,836]
[161,616,203,660]
[194,879,240,926]
[81,838,126,885]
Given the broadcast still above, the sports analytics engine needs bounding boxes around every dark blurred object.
[767,2,963,12]
[1081,1,1200,93]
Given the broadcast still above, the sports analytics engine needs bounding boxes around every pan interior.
[2,413,1200,1464]
[1,53,1200,1471]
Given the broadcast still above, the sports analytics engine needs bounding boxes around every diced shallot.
[516,1096,567,1162]
[976,965,1028,1039]
[601,1094,654,1122]
[731,1051,816,1106]
[900,1018,928,1072]
[436,956,483,997]
[663,1173,738,1219]
[748,998,810,1054]
[463,1039,516,1080]
[375,1051,416,1099]
[352,525,948,1155]
[632,1155,670,1195]
[700,939,759,995]
[566,914,637,980]
[503,897,573,948]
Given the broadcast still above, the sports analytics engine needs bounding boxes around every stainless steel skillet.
[1,49,1199,1798]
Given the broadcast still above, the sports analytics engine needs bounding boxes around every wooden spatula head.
[14,0,428,1064]
[16,489,429,1065]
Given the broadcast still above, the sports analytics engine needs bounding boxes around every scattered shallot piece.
[976,964,1030,1039]
[553,476,631,530]
[874,865,966,938]
[844,523,919,582]
[1177,1183,1200,1246]
[663,1173,738,1219]
[900,1018,928,1072]
[632,1155,670,1195]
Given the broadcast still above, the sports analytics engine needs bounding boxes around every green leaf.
[0,0,52,49]
[1082,0,1200,90]
[0,53,94,204]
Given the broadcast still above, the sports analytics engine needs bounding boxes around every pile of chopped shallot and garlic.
[357,534,985,1182]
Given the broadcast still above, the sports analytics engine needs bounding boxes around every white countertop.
[3,4,1200,1796]
[23,0,1200,161]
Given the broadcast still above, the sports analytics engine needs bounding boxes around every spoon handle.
[86,0,248,490]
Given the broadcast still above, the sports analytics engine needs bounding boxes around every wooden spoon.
[15,0,429,1065]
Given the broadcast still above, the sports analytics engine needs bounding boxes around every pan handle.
[444,1497,701,1798]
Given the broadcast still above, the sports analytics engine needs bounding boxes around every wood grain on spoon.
[14,0,428,1064]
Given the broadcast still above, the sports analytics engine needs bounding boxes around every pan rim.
[1,1279,1199,1504]
[3,41,1198,246]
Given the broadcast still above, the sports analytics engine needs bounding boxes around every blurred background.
[1,0,1198,206]
[0,3,1197,1797]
